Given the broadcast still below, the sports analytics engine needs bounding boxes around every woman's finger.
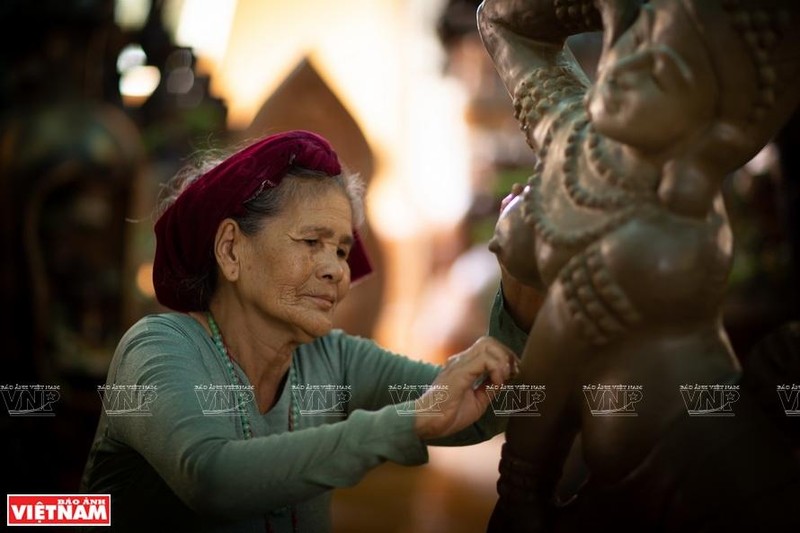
[500,182,525,212]
[442,337,518,394]
[477,342,517,387]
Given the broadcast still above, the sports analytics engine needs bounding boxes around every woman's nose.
[318,249,345,282]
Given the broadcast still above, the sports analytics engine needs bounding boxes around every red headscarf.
[152,130,372,312]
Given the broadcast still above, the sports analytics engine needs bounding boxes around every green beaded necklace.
[206,312,300,532]
[207,313,254,437]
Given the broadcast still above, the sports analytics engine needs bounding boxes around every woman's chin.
[293,317,334,343]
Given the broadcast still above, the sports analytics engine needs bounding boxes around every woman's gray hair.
[235,166,366,236]
[156,152,366,310]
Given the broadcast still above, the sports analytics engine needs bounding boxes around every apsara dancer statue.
[478,0,800,530]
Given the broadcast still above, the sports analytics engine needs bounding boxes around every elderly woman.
[80,130,527,532]
[478,0,800,531]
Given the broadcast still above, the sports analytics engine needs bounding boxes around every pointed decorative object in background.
[246,57,383,339]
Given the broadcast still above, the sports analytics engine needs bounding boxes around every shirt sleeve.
[105,317,428,521]
[487,285,530,357]
[331,329,512,447]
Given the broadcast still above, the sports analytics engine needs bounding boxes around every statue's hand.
[593,0,643,54]
[479,0,596,44]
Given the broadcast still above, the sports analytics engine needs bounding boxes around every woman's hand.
[413,337,519,441]
[500,182,525,213]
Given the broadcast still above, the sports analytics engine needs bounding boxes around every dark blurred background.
[1,1,798,531]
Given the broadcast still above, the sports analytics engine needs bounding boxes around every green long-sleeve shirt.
[80,289,528,532]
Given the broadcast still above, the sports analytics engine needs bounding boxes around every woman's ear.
[214,218,242,282]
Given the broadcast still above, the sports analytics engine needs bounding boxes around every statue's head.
[587,0,799,172]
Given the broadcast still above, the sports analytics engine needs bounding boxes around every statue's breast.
[525,119,661,285]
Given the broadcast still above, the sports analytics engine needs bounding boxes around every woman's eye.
[337,248,349,259]
[303,239,319,246]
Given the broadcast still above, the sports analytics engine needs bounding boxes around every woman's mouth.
[305,294,335,310]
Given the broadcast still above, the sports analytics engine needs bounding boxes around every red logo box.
[7,495,111,526]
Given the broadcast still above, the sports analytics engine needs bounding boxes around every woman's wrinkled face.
[586,4,713,152]
[237,186,353,342]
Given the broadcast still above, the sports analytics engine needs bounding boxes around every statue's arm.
[478,0,642,153]
[477,0,600,92]
[477,0,598,155]
[478,0,642,90]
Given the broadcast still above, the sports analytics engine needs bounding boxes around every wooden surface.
[332,435,504,533]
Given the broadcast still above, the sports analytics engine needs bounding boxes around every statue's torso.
[520,114,741,480]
